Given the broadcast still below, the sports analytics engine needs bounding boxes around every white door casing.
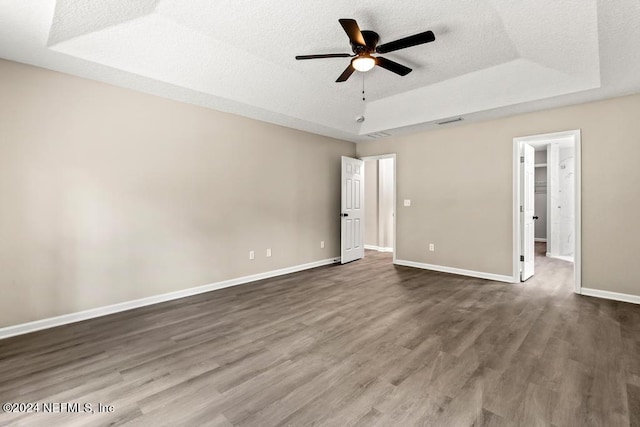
[521,143,535,281]
[341,156,365,264]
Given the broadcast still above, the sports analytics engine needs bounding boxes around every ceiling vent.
[436,117,464,125]
[366,131,391,139]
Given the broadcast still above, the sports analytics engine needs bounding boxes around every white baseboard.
[534,238,547,242]
[0,257,340,340]
[394,259,514,283]
[580,288,640,305]
[546,253,574,262]
[364,245,393,253]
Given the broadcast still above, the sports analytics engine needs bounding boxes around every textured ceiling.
[1,0,640,142]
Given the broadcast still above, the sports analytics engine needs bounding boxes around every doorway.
[361,154,396,261]
[513,130,581,293]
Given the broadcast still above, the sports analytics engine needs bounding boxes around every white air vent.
[366,131,391,139]
[436,117,464,125]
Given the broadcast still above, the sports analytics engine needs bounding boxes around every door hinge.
[520,156,524,163]
[520,206,524,213]
[520,255,524,262]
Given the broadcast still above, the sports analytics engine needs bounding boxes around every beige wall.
[0,59,355,327]
[378,158,394,250]
[357,93,640,296]
[3,58,639,329]
[364,160,378,246]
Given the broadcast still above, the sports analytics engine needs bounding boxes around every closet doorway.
[362,155,396,261]
[534,143,576,262]
[513,130,581,292]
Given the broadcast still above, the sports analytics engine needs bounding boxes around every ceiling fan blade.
[376,30,435,54]
[375,56,412,76]
[339,19,366,46]
[295,53,352,60]
[336,64,356,82]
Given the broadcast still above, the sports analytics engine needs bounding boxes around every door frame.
[512,130,582,293]
[359,154,397,263]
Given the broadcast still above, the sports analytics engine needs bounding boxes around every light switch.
[404,199,411,207]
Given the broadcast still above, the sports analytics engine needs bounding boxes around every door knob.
[533,216,539,220]
[340,213,349,217]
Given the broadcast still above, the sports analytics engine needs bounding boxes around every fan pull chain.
[362,73,366,101]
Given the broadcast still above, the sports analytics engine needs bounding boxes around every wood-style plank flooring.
[1,243,640,426]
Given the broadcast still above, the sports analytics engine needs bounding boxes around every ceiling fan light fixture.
[352,55,375,72]
[295,19,434,82]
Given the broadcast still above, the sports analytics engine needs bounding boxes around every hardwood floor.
[1,244,639,426]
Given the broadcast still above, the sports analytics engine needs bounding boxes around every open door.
[341,156,365,264]
[521,143,535,281]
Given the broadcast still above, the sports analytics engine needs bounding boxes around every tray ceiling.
[1,0,640,142]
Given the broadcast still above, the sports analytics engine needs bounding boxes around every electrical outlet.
[404,199,411,207]
[320,241,325,249]
[249,250,255,260]
[266,248,272,257]
[429,243,435,252]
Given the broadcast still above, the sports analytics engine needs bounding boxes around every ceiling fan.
[295,19,435,82]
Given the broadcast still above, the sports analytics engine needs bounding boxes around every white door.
[341,156,365,264]
[521,143,535,281]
